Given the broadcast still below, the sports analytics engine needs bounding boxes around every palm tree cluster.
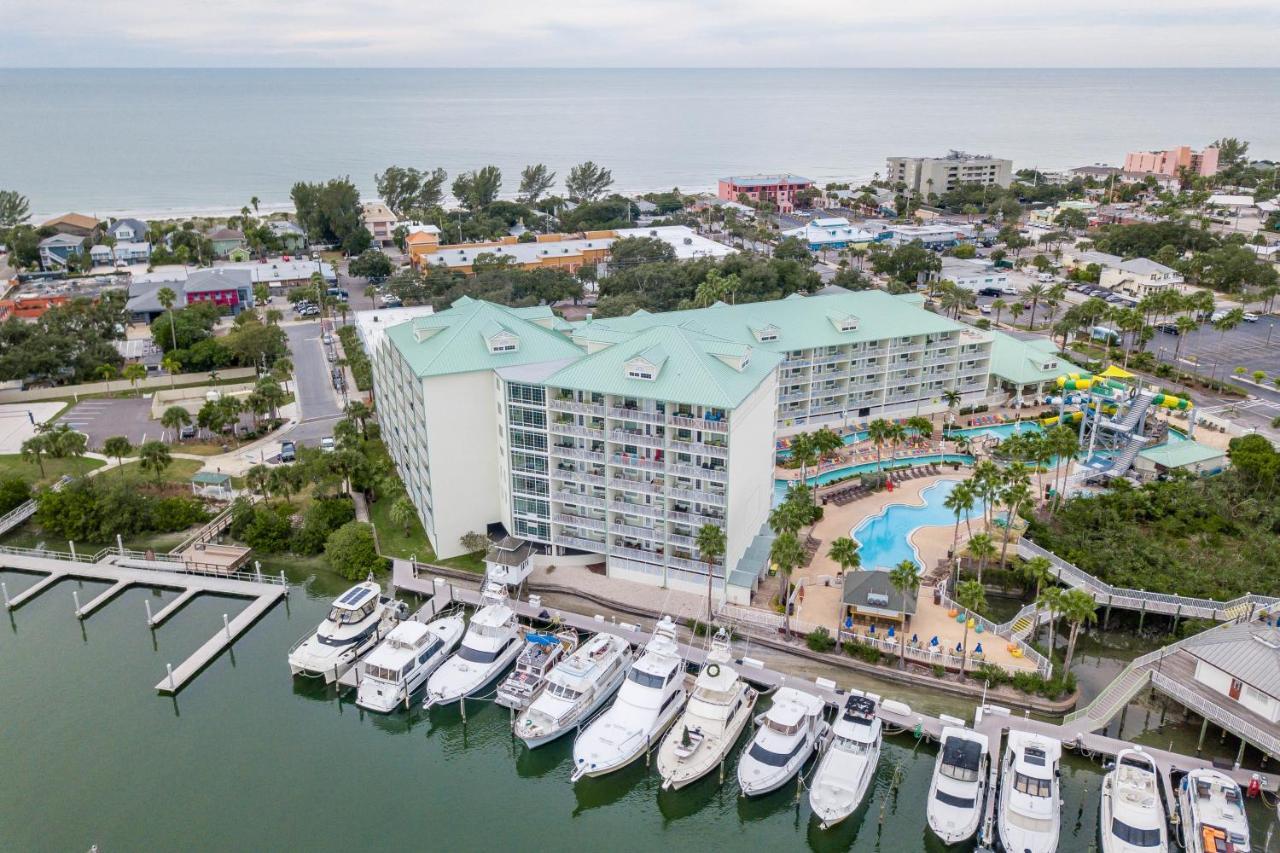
[864,415,935,475]
[20,424,88,477]
[987,424,1082,509]
[782,426,844,487]
[768,482,821,636]
[1050,289,1218,371]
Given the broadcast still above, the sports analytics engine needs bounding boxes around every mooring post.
[255,560,262,582]
[1,582,8,609]
[1103,594,1112,630]
[69,540,77,561]
[1197,716,1209,753]
[73,589,81,617]
[1235,737,1246,769]
[116,534,123,556]
[460,694,467,725]
[223,613,230,640]
[145,598,153,626]
[167,663,175,691]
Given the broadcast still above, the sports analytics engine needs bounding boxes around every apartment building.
[1123,146,1219,179]
[885,152,1013,196]
[717,174,814,213]
[361,201,398,247]
[370,297,779,599]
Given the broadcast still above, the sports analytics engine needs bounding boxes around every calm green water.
[1,569,1273,852]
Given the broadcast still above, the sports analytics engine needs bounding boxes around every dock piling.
[69,541,76,561]
[145,598,153,626]
[167,663,175,691]
[2,581,8,608]
[223,613,230,640]
[73,589,81,618]
[116,534,123,556]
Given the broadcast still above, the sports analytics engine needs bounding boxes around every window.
[627,367,655,381]
[457,642,508,664]
[512,495,549,517]
[1012,772,1052,797]
[933,789,975,808]
[507,383,545,406]
[511,475,548,497]
[747,738,807,767]
[509,429,547,452]
[626,668,667,689]
[508,407,546,429]
[1110,819,1162,847]
[511,452,547,475]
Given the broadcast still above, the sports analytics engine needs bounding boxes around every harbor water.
[1,567,1274,851]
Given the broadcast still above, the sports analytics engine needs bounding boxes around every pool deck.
[789,471,1038,674]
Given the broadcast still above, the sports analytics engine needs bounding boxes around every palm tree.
[1212,309,1245,380]
[955,579,986,677]
[1038,587,1064,671]
[886,422,907,466]
[123,363,148,396]
[827,536,860,576]
[1008,302,1025,327]
[137,440,172,482]
[1059,588,1098,674]
[768,500,805,539]
[1021,556,1053,604]
[942,389,962,433]
[789,431,817,490]
[161,406,192,441]
[906,415,933,444]
[245,464,272,498]
[770,532,805,638]
[866,418,892,473]
[20,434,48,477]
[161,353,182,388]
[696,523,727,624]
[101,436,133,480]
[944,481,976,553]
[810,426,844,467]
[345,400,373,439]
[888,560,920,668]
[1024,283,1046,329]
[967,532,996,583]
[157,286,179,351]
[390,496,417,535]
[95,364,118,395]
[997,469,1033,569]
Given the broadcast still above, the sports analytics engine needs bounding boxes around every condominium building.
[1123,146,1219,179]
[886,152,1013,195]
[361,201,398,247]
[717,174,814,214]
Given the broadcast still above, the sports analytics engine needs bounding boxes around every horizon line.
[2,65,1279,71]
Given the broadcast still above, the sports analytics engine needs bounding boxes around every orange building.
[0,295,71,322]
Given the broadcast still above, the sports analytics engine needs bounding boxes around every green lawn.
[110,457,205,485]
[0,454,105,487]
[367,494,432,561]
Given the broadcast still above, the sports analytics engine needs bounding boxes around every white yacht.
[998,731,1062,853]
[571,616,688,781]
[355,611,465,713]
[1100,747,1167,853]
[809,693,882,829]
[737,686,827,797]
[1178,768,1250,853]
[423,583,523,708]
[927,726,990,845]
[288,580,406,683]
[515,631,632,749]
[656,633,758,790]
[495,629,578,712]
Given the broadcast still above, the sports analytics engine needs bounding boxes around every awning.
[1099,365,1134,379]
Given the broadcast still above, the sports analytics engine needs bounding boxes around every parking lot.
[58,397,156,447]
[1145,313,1280,382]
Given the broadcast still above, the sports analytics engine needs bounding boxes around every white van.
[1037,273,1054,283]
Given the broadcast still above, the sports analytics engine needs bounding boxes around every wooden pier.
[1,550,287,695]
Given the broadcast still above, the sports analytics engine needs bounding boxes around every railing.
[667,555,714,574]
[610,454,664,473]
[610,477,662,495]
[552,491,606,509]
[607,406,664,424]
[668,439,727,458]
[669,415,728,433]
[938,582,1052,678]
[609,500,664,520]
[549,422,603,440]
[0,499,37,537]
[1018,540,1280,621]
[552,447,606,464]
[668,463,727,483]
[1151,671,1280,758]
[612,544,666,564]
[669,487,726,505]
[552,469,605,486]
[557,534,607,553]
[667,509,724,527]
[718,602,821,636]
[170,503,238,555]
[554,513,606,532]
[548,398,604,416]
[609,521,662,540]
[609,429,664,448]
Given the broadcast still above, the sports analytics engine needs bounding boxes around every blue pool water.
[852,479,985,572]
[947,421,1043,441]
[773,453,976,503]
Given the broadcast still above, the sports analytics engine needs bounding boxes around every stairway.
[1103,433,1150,479]
[1106,389,1154,434]
[1063,663,1153,732]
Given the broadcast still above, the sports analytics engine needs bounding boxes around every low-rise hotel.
[367,289,997,602]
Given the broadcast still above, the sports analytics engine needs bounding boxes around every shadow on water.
[572,757,655,816]
[515,740,571,779]
[657,765,735,823]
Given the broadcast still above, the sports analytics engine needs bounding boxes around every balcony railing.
[607,406,664,424]
[667,533,695,548]
[552,490,606,508]
[610,477,662,495]
[558,534,607,553]
[669,487,726,505]
[609,500,665,520]
[669,415,728,433]
[667,509,724,527]
[555,513,606,532]
[609,521,662,540]
[667,439,728,458]
[610,454,664,473]
[552,468,606,486]
[668,555,714,575]
[609,429,664,448]
[549,422,604,439]
[668,463,727,483]
[551,447,606,463]
[549,398,604,416]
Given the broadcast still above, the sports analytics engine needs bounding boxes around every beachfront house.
[90,241,151,267]
[781,217,875,252]
[267,220,308,253]
[40,212,98,237]
[38,233,86,270]
[207,228,247,259]
[717,174,814,214]
[108,218,149,243]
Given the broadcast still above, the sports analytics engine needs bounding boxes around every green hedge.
[336,326,372,392]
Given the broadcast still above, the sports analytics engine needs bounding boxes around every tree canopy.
[291,177,371,253]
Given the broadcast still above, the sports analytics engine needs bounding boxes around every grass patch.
[368,494,432,561]
[0,454,105,487]
[110,457,205,486]
[0,520,201,554]
[438,551,486,573]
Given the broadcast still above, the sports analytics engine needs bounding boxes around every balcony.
[549,398,604,416]
[610,454,664,473]
[612,544,666,564]
[667,439,727,458]
[552,468,606,486]
[552,490,606,508]
[668,463,727,483]
[668,555,714,575]
[670,487,726,505]
[551,447,606,464]
[611,476,663,496]
[558,534,607,553]
[555,513,606,532]
[610,521,662,540]
[811,353,849,365]
[667,509,724,527]
[668,533,696,548]
[607,406,664,425]
[609,429,664,448]
[549,422,603,440]
[669,415,728,433]
[609,500,664,520]
[779,391,809,404]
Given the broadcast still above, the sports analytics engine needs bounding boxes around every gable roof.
[842,570,918,615]
[988,331,1081,385]
[386,297,583,379]
[207,228,245,242]
[41,212,97,232]
[1186,622,1280,697]
[109,218,148,238]
[545,323,780,410]
[1137,439,1225,469]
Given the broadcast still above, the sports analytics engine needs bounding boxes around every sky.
[2,0,1278,67]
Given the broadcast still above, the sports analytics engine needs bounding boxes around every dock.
[1,547,287,695]
[392,560,1278,804]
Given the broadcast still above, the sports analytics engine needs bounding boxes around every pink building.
[717,174,814,213]
[1123,146,1219,178]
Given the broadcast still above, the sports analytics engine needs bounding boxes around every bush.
[842,638,883,663]
[806,626,836,652]
[325,521,386,581]
[292,496,356,555]
[975,662,1076,699]
[932,664,946,678]
[336,326,372,392]
[238,503,294,553]
[149,496,211,531]
[0,475,32,515]
[33,478,207,541]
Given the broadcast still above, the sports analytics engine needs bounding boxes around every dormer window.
[627,366,656,381]
[827,312,859,333]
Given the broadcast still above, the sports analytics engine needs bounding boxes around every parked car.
[1037,273,1054,283]
[322,333,334,345]
[1000,285,1018,296]
[1244,312,1260,322]
[979,304,992,315]
[179,424,197,440]
[978,287,1002,297]
[280,440,296,462]
[1157,323,1181,335]
[320,437,335,453]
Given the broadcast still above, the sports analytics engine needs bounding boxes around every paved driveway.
[59,397,155,449]
[283,321,344,448]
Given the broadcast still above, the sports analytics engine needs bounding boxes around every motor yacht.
[1178,768,1250,853]
[809,693,882,829]
[355,610,465,713]
[1100,747,1167,853]
[998,731,1062,853]
[288,580,406,683]
[926,725,990,845]
[495,628,578,712]
[571,616,688,780]
[656,632,758,790]
[423,582,523,708]
[515,631,633,749]
[737,686,827,797]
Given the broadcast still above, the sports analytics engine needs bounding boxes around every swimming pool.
[851,478,984,572]
[947,421,1044,441]
[773,453,976,503]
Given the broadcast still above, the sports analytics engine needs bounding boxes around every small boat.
[656,632,758,790]
[495,628,579,712]
[926,725,989,845]
[423,582,523,708]
[515,631,633,749]
[572,616,688,780]
[1178,768,1250,853]
[998,731,1062,853]
[355,610,466,713]
[1100,747,1167,853]
[737,686,827,797]
[809,693,882,829]
[288,580,406,683]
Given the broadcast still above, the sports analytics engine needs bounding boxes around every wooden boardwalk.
[392,561,1277,800]
[1,551,287,695]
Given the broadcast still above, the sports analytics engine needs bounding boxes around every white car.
[1243,312,1260,322]
[320,437,335,452]
[1000,285,1018,295]
[979,304,992,315]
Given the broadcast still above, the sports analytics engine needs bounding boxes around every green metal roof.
[191,471,231,485]
[385,296,584,379]
[1138,440,1226,469]
[988,331,1081,385]
[571,290,972,353]
[545,323,781,409]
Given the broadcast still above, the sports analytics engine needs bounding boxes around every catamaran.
[1100,747,1167,853]
[656,632,758,790]
[515,631,633,749]
[495,628,578,711]
[288,580,406,683]
[998,731,1062,853]
[737,686,827,797]
[809,693,882,829]
[571,616,688,781]
[1178,768,1250,853]
[926,725,989,845]
[355,610,466,713]
[423,582,523,708]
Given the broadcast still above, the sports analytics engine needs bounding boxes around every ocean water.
[1,68,1278,219]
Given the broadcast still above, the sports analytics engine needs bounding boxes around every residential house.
[182,268,255,313]
[38,233,86,270]
[1184,622,1280,724]
[717,174,814,214]
[875,223,976,250]
[207,228,247,259]
[361,201,398,247]
[267,221,308,253]
[108,218,148,243]
[1100,257,1184,299]
[0,295,70,322]
[781,217,875,252]
[40,213,98,237]
[90,241,151,267]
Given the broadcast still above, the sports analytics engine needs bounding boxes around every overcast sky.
[3,0,1278,67]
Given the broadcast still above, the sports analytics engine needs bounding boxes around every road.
[283,321,344,447]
